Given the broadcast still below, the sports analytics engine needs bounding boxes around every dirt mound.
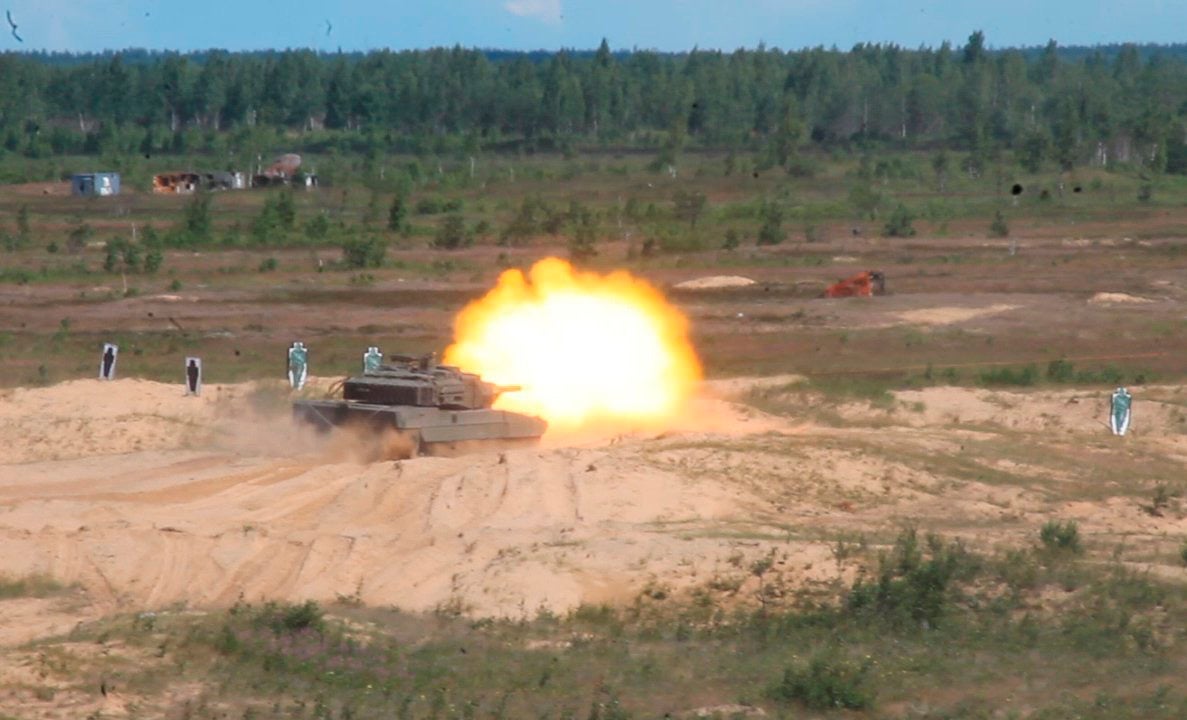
[4,377,1185,624]
[1088,292,1153,304]
[0,379,797,618]
[897,303,1016,326]
[674,275,756,290]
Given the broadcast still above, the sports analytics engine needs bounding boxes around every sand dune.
[3,377,1184,624]
[0,379,781,617]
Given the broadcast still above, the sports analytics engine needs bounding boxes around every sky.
[4,0,1187,54]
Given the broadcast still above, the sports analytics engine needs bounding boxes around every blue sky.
[4,0,1187,53]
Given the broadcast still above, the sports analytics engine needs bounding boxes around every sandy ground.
[2,374,1185,644]
[2,376,1187,719]
[0,378,799,625]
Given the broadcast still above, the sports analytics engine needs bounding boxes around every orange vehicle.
[824,270,886,298]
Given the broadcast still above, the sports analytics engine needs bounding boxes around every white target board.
[99,343,119,380]
[185,357,202,396]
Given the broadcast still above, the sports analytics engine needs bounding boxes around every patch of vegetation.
[846,528,980,629]
[0,573,66,599]
[1040,519,1083,554]
[768,650,874,710]
[978,364,1038,386]
[25,524,1187,719]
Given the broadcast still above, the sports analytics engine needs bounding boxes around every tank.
[293,353,547,457]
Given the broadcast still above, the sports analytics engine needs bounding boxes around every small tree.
[341,236,386,268]
[67,222,93,253]
[673,189,707,228]
[1019,131,1049,174]
[756,202,785,246]
[989,210,1009,238]
[568,205,599,260]
[143,247,163,273]
[932,150,950,193]
[387,195,407,232]
[15,204,30,247]
[103,237,145,273]
[275,190,296,230]
[433,214,469,250]
[848,182,883,220]
[182,192,213,244]
[883,203,917,237]
[722,229,740,251]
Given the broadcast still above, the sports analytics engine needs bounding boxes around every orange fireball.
[444,258,701,429]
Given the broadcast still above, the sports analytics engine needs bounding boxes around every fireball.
[444,258,701,429]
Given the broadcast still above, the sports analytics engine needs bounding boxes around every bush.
[433,214,470,250]
[846,528,978,629]
[252,600,326,635]
[756,202,785,246]
[341,236,386,268]
[882,203,916,237]
[722,229,740,250]
[989,210,1009,238]
[415,196,445,215]
[1040,520,1082,554]
[769,651,874,710]
[305,213,331,241]
[387,195,407,231]
[143,247,163,274]
[182,193,213,244]
[978,364,1038,386]
[258,257,278,273]
[1047,358,1075,382]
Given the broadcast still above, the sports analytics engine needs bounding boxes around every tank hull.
[293,399,547,451]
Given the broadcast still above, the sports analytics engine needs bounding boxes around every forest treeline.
[3,33,1187,173]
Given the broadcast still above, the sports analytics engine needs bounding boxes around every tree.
[15,205,30,246]
[756,202,785,246]
[387,195,407,232]
[769,94,804,169]
[341,236,386,268]
[567,203,598,260]
[433,214,469,250]
[989,210,1009,238]
[673,189,707,228]
[883,203,917,237]
[931,151,950,193]
[1018,130,1049,173]
[182,192,213,244]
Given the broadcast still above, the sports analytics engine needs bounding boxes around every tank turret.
[293,353,546,457]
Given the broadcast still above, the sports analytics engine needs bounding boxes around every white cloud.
[504,0,563,24]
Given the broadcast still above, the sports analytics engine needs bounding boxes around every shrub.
[182,192,213,244]
[722,229,740,251]
[1040,520,1082,554]
[769,651,874,710]
[433,214,470,250]
[253,600,326,635]
[415,196,445,215]
[846,528,978,629]
[305,213,331,241]
[989,210,1009,238]
[258,257,278,273]
[143,247,163,274]
[341,236,386,268]
[387,195,407,231]
[1047,358,1075,382]
[978,364,1038,386]
[756,202,785,246]
[882,203,916,237]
